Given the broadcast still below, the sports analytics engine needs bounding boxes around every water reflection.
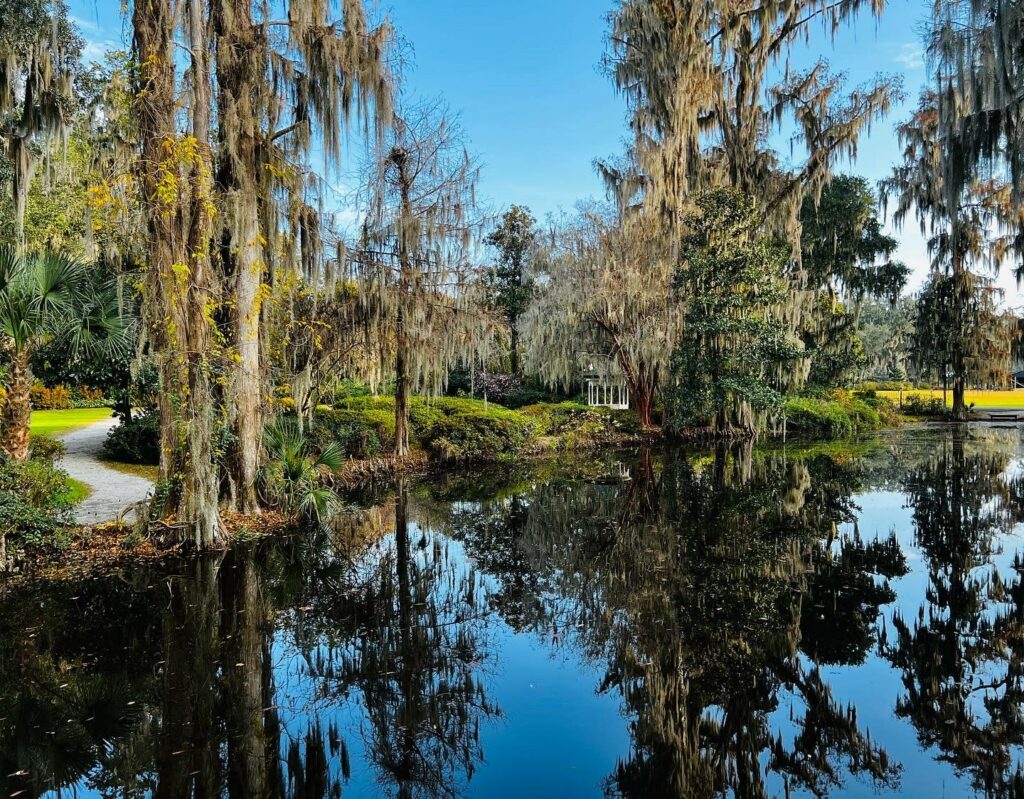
[883,429,1024,797]
[445,445,905,797]
[2,427,1024,797]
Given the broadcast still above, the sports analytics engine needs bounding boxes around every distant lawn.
[30,407,113,437]
[878,389,1024,409]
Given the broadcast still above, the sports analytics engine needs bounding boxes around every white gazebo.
[583,362,630,410]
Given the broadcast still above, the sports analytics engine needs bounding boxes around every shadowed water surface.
[4,424,1024,798]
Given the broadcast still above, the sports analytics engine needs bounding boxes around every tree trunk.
[394,330,410,458]
[394,153,413,459]
[632,381,653,429]
[950,229,968,421]
[509,322,520,376]
[214,0,264,514]
[133,0,222,547]
[1,350,32,462]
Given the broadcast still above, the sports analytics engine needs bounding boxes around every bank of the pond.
[2,393,902,578]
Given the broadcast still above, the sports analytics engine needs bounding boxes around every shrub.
[520,401,641,441]
[30,383,72,409]
[0,447,75,552]
[70,385,110,408]
[901,394,947,417]
[29,435,65,465]
[421,407,536,461]
[311,407,391,458]
[102,412,161,465]
[784,392,890,438]
[260,419,343,523]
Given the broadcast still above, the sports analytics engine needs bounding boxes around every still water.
[4,424,1024,798]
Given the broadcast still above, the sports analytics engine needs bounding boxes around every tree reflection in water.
[5,429,1024,797]
[883,427,1024,797]
[445,445,907,798]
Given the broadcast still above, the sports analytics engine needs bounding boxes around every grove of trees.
[1,0,1022,546]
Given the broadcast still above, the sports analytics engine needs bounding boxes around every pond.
[3,424,1024,798]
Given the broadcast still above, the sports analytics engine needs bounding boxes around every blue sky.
[67,0,1021,304]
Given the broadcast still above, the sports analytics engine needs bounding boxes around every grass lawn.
[878,389,1024,409]
[29,407,113,437]
[66,477,93,503]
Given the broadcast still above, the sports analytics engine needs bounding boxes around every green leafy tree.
[0,246,127,461]
[669,190,801,435]
[484,205,536,375]
[800,175,908,301]
[799,175,909,388]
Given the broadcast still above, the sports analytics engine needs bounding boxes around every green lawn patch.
[66,477,93,504]
[30,407,112,438]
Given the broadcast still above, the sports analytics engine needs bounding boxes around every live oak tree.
[605,0,897,230]
[484,205,536,375]
[355,105,495,457]
[603,0,898,433]
[521,206,680,428]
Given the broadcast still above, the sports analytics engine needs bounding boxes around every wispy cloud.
[71,15,121,65]
[893,42,925,71]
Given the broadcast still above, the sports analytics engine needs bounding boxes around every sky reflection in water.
[3,424,1024,798]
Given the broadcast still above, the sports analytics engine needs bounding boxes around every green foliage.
[669,190,802,432]
[420,408,536,461]
[260,419,344,524]
[0,247,133,361]
[857,298,915,381]
[484,205,536,373]
[803,293,866,391]
[102,413,160,465]
[800,175,908,301]
[784,392,896,438]
[313,395,641,461]
[0,440,75,552]
[900,394,947,417]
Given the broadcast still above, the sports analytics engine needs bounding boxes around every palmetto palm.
[260,419,345,524]
[0,245,132,461]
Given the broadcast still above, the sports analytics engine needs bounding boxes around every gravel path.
[59,418,153,525]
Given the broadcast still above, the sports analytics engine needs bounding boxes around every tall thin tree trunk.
[1,350,32,462]
[394,313,410,458]
[133,0,222,547]
[214,0,264,513]
[509,320,520,376]
[393,153,413,459]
